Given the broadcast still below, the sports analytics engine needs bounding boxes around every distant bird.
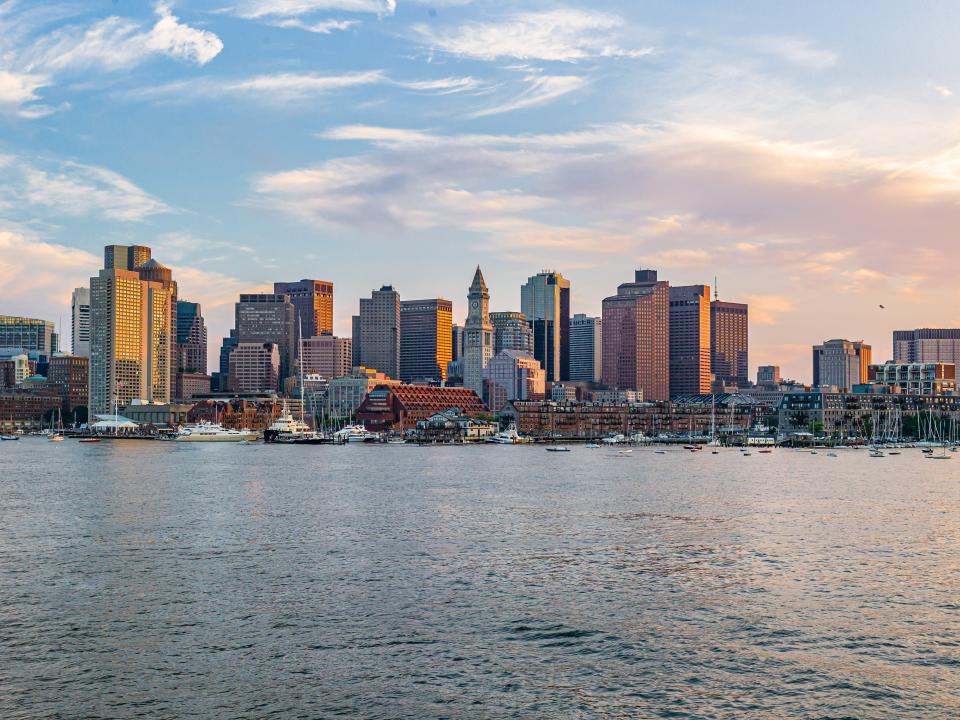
[879,304,886,309]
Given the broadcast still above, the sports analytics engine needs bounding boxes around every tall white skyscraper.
[463,266,493,400]
[71,287,91,357]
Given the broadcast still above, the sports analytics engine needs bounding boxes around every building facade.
[325,367,400,418]
[274,279,334,339]
[893,329,960,365]
[89,246,177,414]
[0,316,57,357]
[353,286,401,379]
[451,324,465,361]
[710,299,749,386]
[482,349,546,412]
[400,298,453,383]
[669,285,711,396]
[601,269,670,401]
[569,313,601,383]
[813,339,871,391]
[175,300,207,375]
[228,342,281,395]
[867,361,957,396]
[520,271,570,382]
[300,335,353,379]
[235,293,295,389]
[490,311,534,356]
[71,287,91,357]
[757,365,781,384]
[48,354,89,412]
[463,267,494,400]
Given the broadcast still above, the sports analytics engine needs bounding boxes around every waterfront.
[1,441,959,718]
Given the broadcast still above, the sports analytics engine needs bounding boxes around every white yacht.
[334,424,380,443]
[486,424,529,444]
[175,422,258,442]
[264,405,327,444]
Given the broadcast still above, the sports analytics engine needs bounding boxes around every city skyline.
[5,2,960,380]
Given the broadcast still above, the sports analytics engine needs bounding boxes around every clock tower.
[463,265,493,401]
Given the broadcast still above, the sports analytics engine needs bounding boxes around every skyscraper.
[235,294,295,389]
[463,266,493,400]
[490,311,534,356]
[273,279,334,339]
[175,300,207,375]
[813,339,871,391]
[451,324,465,361]
[520,271,570,382]
[601,269,670,401]
[0,316,57,356]
[893,329,960,365]
[89,245,177,414]
[353,286,401,378]
[229,343,280,394]
[669,285,711,396]
[300,335,352,379]
[71,287,90,357]
[569,314,602,383]
[400,298,453,383]
[711,297,749,386]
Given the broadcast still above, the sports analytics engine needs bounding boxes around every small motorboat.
[655,450,666,454]
[869,451,885,458]
[617,449,633,455]
[0,435,18,441]
[758,449,772,454]
[546,446,570,452]
[584,443,600,449]
[78,438,100,443]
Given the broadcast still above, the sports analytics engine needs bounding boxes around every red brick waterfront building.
[356,384,486,433]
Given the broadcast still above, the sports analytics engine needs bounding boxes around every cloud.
[745,36,837,69]
[468,74,588,117]
[412,9,652,62]
[0,69,54,118]
[1,156,170,222]
[228,0,396,19]
[0,231,100,318]
[130,70,385,102]
[744,295,795,325]
[269,17,358,33]
[21,3,223,73]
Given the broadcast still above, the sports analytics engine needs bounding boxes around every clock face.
[471,300,479,310]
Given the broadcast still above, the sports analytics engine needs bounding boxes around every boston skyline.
[4,1,960,380]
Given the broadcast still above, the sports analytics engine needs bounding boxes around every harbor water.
[1,440,958,718]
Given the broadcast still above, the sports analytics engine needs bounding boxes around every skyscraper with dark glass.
[520,271,570,382]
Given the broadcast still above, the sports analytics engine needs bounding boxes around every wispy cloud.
[412,8,652,62]
[269,17,358,33]
[744,35,837,69]
[0,155,170,221]
[129,70,385,102]
[468,73,587,117]
[227,0,396,19]
[20,3,223,73]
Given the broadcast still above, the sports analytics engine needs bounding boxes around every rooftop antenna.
[713,276,719,301]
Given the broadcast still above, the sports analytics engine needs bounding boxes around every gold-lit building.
[89,245,177,414]
[400,298,453,383]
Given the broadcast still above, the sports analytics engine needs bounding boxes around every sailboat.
[48,408,64,442]
[706,393,721,448]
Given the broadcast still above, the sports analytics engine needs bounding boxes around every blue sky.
[3,0,960,380]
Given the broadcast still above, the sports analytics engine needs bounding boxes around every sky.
[2,0,960,381]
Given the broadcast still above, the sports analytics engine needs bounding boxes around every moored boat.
[175,422,258,442]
